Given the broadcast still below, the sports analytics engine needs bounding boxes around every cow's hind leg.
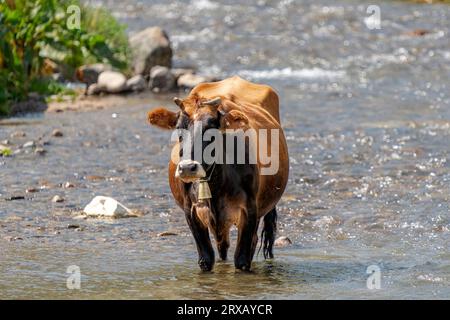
[185,207,215,271]
[262,207,277,259]
[213,227,230,261]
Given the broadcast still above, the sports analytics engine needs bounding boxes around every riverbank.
[46,90,176,114]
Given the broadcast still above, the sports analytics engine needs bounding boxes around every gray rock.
[86,83,103,96]
[129,27,172,76]
[97,71,128,94]
[10,131,26,138]
[177,73,213,89]
[64,182,75,188]
[170,68,195,79]
[76,63,111,86]
[126,75,146,92]
[51,195,64,203]
[35,147,46,155]
[149,66,175,92]
[51,129,63,137]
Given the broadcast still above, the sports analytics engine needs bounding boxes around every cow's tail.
[258,207,277,259]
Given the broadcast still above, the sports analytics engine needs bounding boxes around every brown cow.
[147,76,289,271]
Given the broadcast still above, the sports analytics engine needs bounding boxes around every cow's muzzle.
[175,159,206,182]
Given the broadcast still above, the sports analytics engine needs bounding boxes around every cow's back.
[190,76,281,123]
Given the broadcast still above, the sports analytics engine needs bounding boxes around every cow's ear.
[147,107,178,130]
[220,110,249,130]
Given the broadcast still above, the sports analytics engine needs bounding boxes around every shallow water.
[1,0,450,299]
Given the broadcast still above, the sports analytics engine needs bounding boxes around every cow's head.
[147,94,249,182]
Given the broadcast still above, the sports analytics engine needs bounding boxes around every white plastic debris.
[83,196,133,217]
[274,236,292,247]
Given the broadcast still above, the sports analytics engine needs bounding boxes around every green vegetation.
[0,0,130,116]
[0,147,12,157]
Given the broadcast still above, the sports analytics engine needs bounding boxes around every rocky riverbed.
[1,0,450,299]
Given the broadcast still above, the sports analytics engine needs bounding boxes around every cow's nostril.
[189,163,197,172]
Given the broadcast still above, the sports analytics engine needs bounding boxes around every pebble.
[157,231,178,237]
[274,236,292,247]
[51,129,63,137]
[6,195,25,201]
[26,188,38,193]
[39,180,52,189]
[67,224,80,229]
[9,236,24,241]
[407,29,431,37]
[73,214,87,220]
[51,195,64,203]
[10,131,26,138]
[1,139,10,145]
[64,182,75,188]
[85,175,106,181]
[34,147,46,155]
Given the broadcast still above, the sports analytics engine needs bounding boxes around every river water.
[1,0,450,299]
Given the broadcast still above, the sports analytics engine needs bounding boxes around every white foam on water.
[190,0,219,10]
[237,67,346,80]
[172,28,217,44]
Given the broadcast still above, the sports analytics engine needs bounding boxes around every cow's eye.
[205,117,219,129]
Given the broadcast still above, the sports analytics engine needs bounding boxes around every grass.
[0,0,130,116]
[0,147,13,157]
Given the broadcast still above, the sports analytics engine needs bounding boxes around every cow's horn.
[173,97,184,110]
[202,97,221,107]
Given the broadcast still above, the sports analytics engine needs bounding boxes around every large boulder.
[97,71,128,93]
[129,27,172,76]
[149,66,175,92]
[126,75,146,92]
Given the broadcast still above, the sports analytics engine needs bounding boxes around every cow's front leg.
[234,199,259,271]
[185,206,215,271]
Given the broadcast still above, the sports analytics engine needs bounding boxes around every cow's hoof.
[234,257,252,271]
[198,257,214,271]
